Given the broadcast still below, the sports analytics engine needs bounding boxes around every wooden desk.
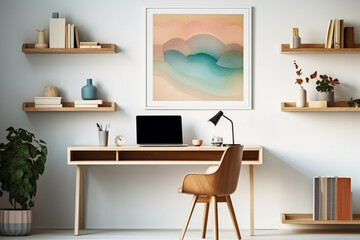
[67,145,263,236]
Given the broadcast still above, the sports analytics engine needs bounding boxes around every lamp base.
[223,143,242,147]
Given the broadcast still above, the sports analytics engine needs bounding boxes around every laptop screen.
[136,115,183,145]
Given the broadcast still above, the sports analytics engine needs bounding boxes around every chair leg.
[225,195,241,239]
[202,202,210,238]
[180,195,199,240]
[211,196,219,240]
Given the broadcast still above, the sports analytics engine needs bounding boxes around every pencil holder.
[98,131,109,146]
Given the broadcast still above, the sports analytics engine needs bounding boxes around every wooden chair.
[178,145,244,240]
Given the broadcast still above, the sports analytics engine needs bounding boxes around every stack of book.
[313,176,352,220]
[35,97,62,108]
[65,24,80,48]
[79,42,101,49]
[74,99,103,108]
[325,19,344,49]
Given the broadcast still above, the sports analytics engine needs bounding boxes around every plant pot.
[317,91,334,107]
[296,87,307,107]
[0,209,32,236]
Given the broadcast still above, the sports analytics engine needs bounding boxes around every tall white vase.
[296,87,307,107]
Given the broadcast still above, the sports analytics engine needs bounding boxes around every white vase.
[296,87,307,107]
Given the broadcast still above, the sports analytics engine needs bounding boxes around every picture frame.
[146,7,252,109]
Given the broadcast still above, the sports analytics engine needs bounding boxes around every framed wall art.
[146,7,252,109]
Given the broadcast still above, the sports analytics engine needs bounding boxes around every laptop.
[136,115,188,147]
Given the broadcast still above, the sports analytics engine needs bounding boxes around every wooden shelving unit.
[22,43,116,54]
[22,102,116,112]
[281,101,360,112]
[281,213,360,225]
[281,43,360,54]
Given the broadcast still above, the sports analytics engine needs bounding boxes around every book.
[336,177,352,220]
[74,104,99,108]
[326,177,336,220]
[334,19,344,49]
[325,19,335,48]
[79,42,101,48]
[49,18,66,48]
[74,99,103,105]
[35,104,63,108]
[79,45,101,49]
[35,97,62,104]
[75,26,80,48]
[321,177,327,220]
[70,24,75,48]
[80,41,98,46]
[65,24,68,48]
[313,176,322,220]
[344,27,355,48]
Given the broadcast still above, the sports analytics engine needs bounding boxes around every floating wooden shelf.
[281,213,360,225]
[22,102,116,112]
[281,101,360,112]
[22,43,116,54]
[281,43,360,53]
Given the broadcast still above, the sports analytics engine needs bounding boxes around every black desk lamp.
[208,111,240,146]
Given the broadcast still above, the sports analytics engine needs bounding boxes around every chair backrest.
[211,145,243,195]
[181,145,243,196]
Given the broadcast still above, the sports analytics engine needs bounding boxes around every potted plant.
[293,60,340,107]
[313,72,340,107]
[0,127,47,236]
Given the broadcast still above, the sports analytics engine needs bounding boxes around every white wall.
[1,0,360,231]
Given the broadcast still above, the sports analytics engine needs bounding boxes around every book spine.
[336,177,352,220]
[344,27,355,48]
[321,177,327,220]
[313,177,321,220]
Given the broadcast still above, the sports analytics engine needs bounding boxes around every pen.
[96,123,102,131]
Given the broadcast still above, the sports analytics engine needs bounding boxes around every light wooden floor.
[3,229,360,240]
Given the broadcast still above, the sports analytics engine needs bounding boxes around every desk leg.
[249,165,254,236]
[74,165,84,236]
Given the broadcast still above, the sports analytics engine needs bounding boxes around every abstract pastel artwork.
[146,8,252,109]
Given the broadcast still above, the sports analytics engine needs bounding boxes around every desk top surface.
[67,145,262,166]
[68,145,262,151]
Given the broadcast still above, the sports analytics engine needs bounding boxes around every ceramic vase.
[81,79,97,100]
[318,91,334,107]
[296,87,307,107]
[35,28,48,48]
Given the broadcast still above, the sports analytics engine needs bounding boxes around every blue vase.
[81,78,97,100]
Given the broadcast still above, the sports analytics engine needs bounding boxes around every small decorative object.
[81,78,97,100]
[308,101,327,108]
[114,135,126,146]
[192,139,203,146]
[43,85,58,97]
[35,28,48,48]
[293,60,310,107]
[211,136,223,147]
[291,28,301,48]
[348,98,360,107]
[0,127,47,236]
[296,87,307,108]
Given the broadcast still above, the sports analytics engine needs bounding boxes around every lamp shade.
[208,111,224,126]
